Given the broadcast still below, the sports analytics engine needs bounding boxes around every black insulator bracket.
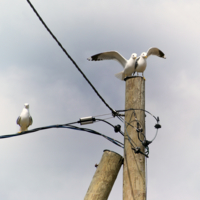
[142,140,152,147]
[114,125,121,133]
[155,123,161,129]
[155,116,161,129]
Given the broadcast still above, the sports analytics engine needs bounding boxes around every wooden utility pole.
[84,149,123,200]
[123,77,146,200]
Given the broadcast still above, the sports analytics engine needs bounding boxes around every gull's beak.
[144,56,147,58]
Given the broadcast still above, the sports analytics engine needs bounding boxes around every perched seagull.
[87,51,137,80]
[16,103,33,132]
[134,47,166,79]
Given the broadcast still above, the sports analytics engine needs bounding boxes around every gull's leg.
[142,72,146,80]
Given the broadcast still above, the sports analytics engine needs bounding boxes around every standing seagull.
[134,47,166,79]
[16,103,33,132]
[87,51,137,80]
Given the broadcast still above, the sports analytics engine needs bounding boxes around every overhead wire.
[0,123,124,148]
[123,122,145,200]
[95,119,115,128]
[116,108,157,121]
[94,118,124,136]
[151,128,158,142]
[26,0,116,115]
[93,113,112,118]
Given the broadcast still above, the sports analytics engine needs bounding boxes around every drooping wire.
[116,108,157,121]
[116,115,124,123]
[93,113,112,118]
[151,128,158,142]
[118,108,160,145]
[0,123,124,148]
[124,122,137,148]
[120,109,149,157]
[26,0,116,115]
[95,119,124,136]
[95,119,115,128]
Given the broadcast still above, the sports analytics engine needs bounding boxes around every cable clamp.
[133,147,141,154]
[112,110,118,117]
[79,116,96,125]
[132,147,149,158]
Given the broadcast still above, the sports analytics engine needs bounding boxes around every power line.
[95,118,124,136]
[116,108,158,121]
[117,108,161,154]
[0,122,124,148]
[26,0,116,115]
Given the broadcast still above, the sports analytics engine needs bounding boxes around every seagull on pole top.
[87,51,137,80]
[88,47,166,81]
[134,47,166,79]
[16,103,33,133]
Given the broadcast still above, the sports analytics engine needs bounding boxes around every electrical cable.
[93,113,112,118]
[59,124,124,147]
[124,115,146,142]
[116,115,124,123]
[118,108,160,155]
[123,111,149,157]
[26,0,116,115]
[95,119,115,128]
[151,128,158,142]
[116,108,157,121]
[124,122,137,148]
[95,119,124,136]
[125,123,146,184]
[100,116,115,121]
[0,123,124,148]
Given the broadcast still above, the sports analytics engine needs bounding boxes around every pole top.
[124,76,144,81]
[103,149,123,157]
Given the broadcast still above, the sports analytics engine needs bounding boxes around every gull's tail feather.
[115,71,125,81]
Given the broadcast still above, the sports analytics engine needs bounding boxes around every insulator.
[79,116,95,125]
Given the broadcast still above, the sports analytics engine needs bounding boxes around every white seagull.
[16,103,33,132]
[134,47,166,79]
[87,51,137,80]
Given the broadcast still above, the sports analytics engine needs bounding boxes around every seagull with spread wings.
[88,47,166,80]
[134,47,166,79]
[87,51,137,80]
[16,103,33,133]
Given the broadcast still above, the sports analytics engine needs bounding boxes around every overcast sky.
[0,0,200,199]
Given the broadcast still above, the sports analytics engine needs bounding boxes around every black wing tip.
[87,53,103,61]
[159,50,166,59]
